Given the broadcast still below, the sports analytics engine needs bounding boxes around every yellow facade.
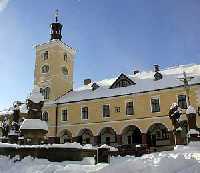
[44,85,200,139]
[34,41,75,100]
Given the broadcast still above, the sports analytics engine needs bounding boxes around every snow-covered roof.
[20,119,48,131]
[57,64,200,104]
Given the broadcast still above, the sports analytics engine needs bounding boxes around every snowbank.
[0,142,82,149]
[0,142,200,172]
[98,144,118,151]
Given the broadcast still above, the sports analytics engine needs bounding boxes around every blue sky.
[0,0,200,109]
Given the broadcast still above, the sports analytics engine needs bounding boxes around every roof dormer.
[109,73,135,89]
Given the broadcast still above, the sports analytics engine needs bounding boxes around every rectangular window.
[82,107,88,120]
[41,51,48,60]
[178,95,187,109]
[151,97,160,113]
[115,107,120,113]
[126,101,134,115]
[61,109,68,121]
[103,105,110,117]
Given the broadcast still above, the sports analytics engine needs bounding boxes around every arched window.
[41,87,50,100]
[41,65,49,73]
[64,53,68,62]
[61,66,68,75]
[42,111,48,121]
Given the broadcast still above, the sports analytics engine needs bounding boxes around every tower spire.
[50,9,63,40]
[55,9,59,23]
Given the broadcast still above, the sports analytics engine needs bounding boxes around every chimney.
[84,79,92,85]
[134,70,140,75]
[154,64,160,72]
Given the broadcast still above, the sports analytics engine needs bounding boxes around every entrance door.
[106,137,110,145]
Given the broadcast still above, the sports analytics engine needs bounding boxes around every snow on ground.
[0,142,200,173]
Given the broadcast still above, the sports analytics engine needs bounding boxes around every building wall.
[45,85,200,140]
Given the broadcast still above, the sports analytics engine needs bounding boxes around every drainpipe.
[55,103,59,139]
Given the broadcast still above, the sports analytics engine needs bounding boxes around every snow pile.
[98,144,118,151]
[98,142,200,173]
[82,144,95,149]
[0,142,200,172]
[186,105,197,114]
[20,119,48,131]
[19,104,28,114]
[188,129,200,135]
[0,142,82,149]
[50,142,82,149]
[29,85,44,103]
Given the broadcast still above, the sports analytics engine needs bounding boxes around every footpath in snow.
[0,142,200,173]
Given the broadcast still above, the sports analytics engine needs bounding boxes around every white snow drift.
[0,142,200,172]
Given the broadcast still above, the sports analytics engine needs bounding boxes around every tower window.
[61,109,68,121]
[41,87,50,100]
[61,66,68,75]
[151,97,160,113]
[64,53,67,62]
[41,65,49,73]
[81,107,88,120]
[42,111,48,121]
[41,51,48,60]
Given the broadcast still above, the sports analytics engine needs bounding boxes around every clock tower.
[34,11,75,101]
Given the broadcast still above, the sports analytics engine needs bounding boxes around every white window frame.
[150,96,160,113]
[102,104,111,118]
[81,106,89,120]
[125,99,134,116]
[176,93,188,109]
[61,108,68,122]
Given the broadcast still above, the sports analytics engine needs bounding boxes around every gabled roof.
[109,73,136,89]
[50,64,200,105]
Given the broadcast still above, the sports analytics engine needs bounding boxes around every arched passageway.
[121,125,142,145]
[99,127,117,146]
[59,130,72,144]
[147,123,170,147]
[77,128,94,145]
